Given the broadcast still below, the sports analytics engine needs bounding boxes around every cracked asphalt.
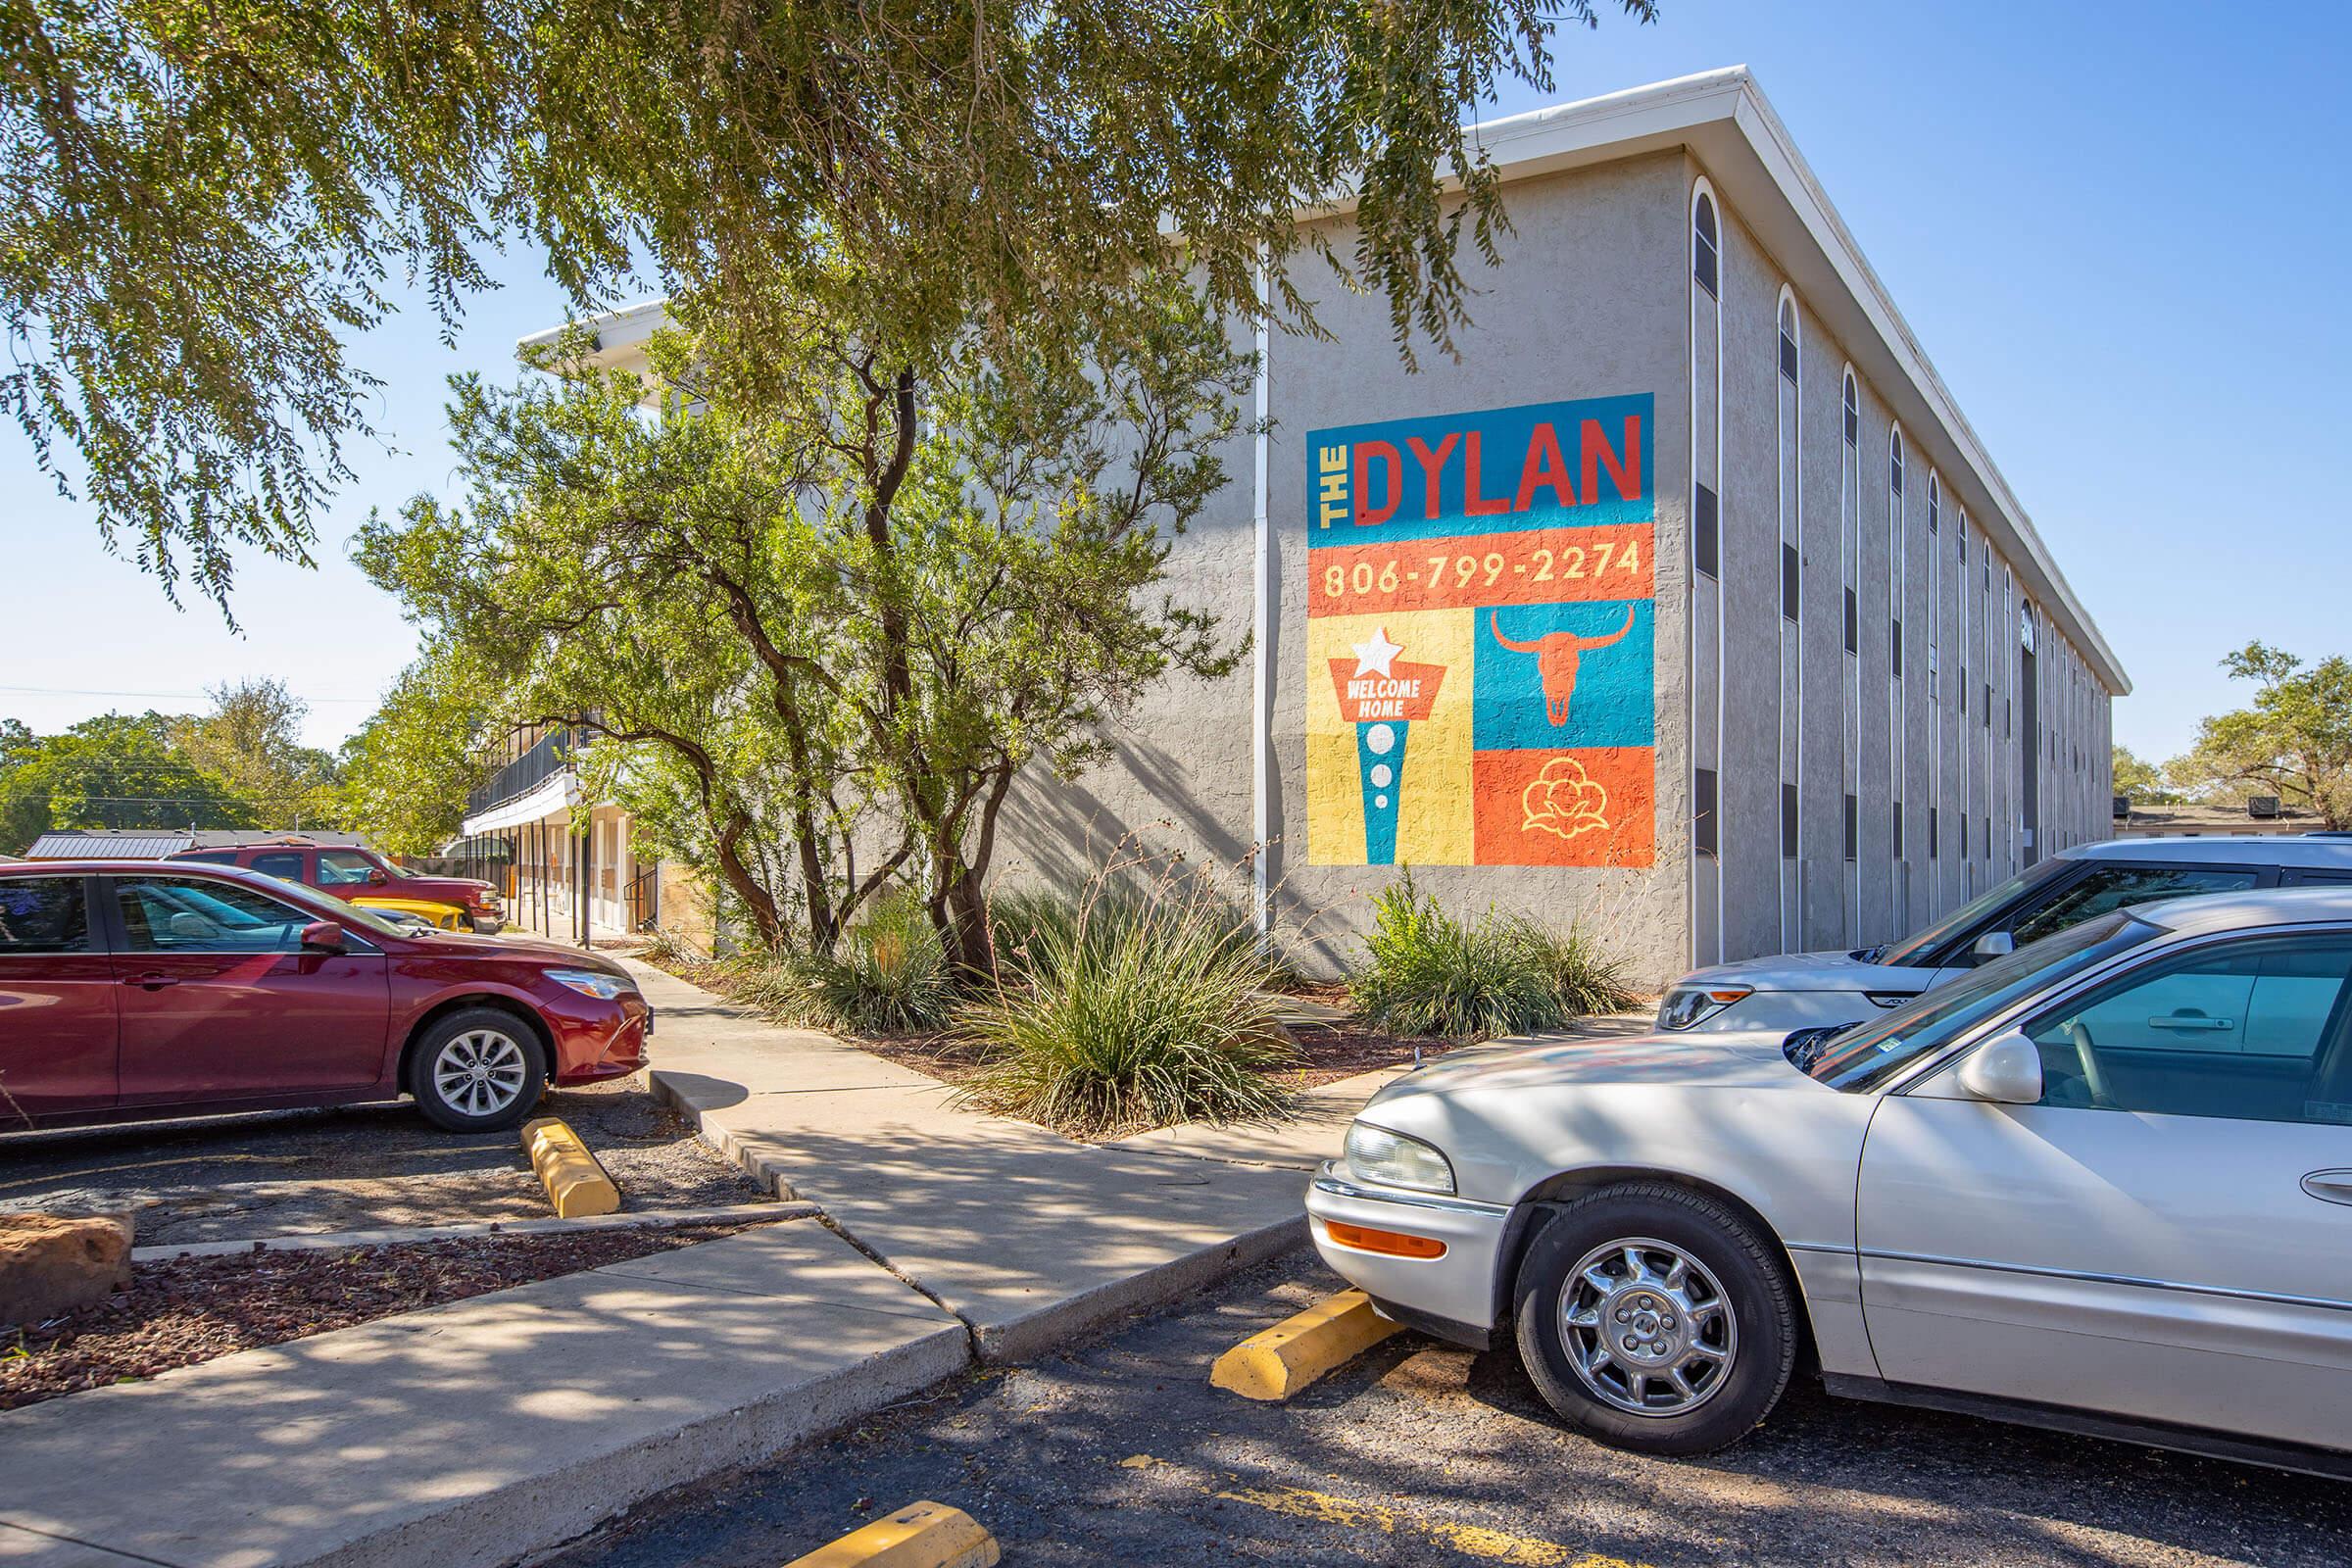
[548,1251,2352,1568]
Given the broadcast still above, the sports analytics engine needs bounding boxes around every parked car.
[0,860,645,1133]
[1310,885,2352,1471]
[169,838,505,934]
[1654,835,2352,1036]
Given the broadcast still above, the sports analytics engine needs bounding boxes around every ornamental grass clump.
[955,878,1296,1139]
[1349,874,1635,1040]
[781,895,956,1034]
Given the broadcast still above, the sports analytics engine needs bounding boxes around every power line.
[0,684,374,704]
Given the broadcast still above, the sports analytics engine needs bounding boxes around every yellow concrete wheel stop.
[781,1500,999,1568]
[520,1117,621,1218]
[1211,1289,1402,1401]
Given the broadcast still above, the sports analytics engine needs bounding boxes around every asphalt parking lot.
[551,1252,2352,1568]
[0,1078,768,1246]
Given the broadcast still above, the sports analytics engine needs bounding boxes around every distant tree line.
[2114,642,2352,829]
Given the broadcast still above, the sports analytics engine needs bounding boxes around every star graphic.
[1351,626,1404,678]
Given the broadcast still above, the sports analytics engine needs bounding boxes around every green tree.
[2110,744,2180,807]
[172,677,342,827]
[361,283,1248,970]
[0,712,258,849]
[7,0,1651,613]
[337,651,499,857]
[2169,642,2352,827]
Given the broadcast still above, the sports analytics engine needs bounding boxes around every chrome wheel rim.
[431,1029,528,1118]
[1559,1236,1738,1416]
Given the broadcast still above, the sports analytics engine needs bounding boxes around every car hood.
[1364,1030,1801,1111]
[1678,948,1936,993]
[387,875,494,902]
[393,932,628,976]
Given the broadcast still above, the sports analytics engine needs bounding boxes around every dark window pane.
[1960,670,1969,714]
[1783,783,1799,859]
[1694,483,1719,577]
[1930,808,1939,858]
[1694,768,1719,857]
[1693,227,1718,296]
[2013,865,2262,947]
[250,852,304,881]
[0,878,88,955]
[1694,193,1718,244]
[1843,588,1858,653]
[1779,331,1798,382]
[1960,814,1970,857]
[1782,544,1800,621]
[1843,795,1859,861]
[1984,683,1992,726]
[1894,801,1904,853]
[1983,816,1990,858]
[1842,389,1859,445]
[1890,619,1903,676]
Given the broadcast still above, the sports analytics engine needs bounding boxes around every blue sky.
[5,0,2344,759]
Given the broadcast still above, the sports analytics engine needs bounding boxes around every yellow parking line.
[519,1117,621,1218]
[1120,1457,1655,1568]
[781,1500,998,1568]
[1210,1288,1402,1400]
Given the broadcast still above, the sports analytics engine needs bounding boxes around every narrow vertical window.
[1693,194,1719,298]
[1694,768,1719,856]
[1778,300,1798,382]
[1782,784,1798,858]
[1782,544,1800,621]
[1843,795,1859,861]
[1694,482,1719,576]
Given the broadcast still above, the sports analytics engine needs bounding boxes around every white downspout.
[1251,256,1274,944]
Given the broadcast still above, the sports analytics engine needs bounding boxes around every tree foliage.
[171,677,341,826]
[2110,744,2180,807]
[360,282,1250,968]
[336,651,499,857]
[7,0,1652,612]
[0,711,260,850]
[2168,642,2352,827]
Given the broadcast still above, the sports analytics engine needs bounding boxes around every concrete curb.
[130,1202,817,1261]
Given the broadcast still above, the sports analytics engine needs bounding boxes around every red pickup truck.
[171,840,505,934]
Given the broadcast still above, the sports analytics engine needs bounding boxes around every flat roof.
[520,67,2126,695]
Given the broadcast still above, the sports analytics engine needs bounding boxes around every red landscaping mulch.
[0,1219,766,1411]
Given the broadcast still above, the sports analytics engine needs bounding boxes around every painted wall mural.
[1305,395,1657,868]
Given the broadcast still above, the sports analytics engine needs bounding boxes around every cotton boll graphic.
[1521,757,1611,841]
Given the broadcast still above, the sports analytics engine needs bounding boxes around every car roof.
[0,858,308,886]
[2060,834,2352,868]
[2132,883,2352,938]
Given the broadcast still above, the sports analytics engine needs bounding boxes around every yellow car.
[348,894,470,931]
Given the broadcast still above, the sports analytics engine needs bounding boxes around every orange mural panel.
[1470,747,1657,868]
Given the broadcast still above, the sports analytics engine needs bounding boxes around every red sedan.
[0,860,649,1133]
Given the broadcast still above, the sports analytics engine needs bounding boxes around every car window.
[114,877,313,954]
[2024,936,2352,1126]
[1876,859,2069,968]
[177,851,240,865]
[0,878,89,955]
[317,850,377,886]
[2284,868,2352,886]
[249,851,306,881]
[1801,913,2158,1094]
[2009,864,2261,948]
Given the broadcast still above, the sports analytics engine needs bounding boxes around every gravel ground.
[0,1078,768,1247]
[0,1218,778,1411]
[548,1251,2352,1568]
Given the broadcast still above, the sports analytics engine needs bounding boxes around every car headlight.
[1656,984,1752,1031]
[1344,1122,1455,1194]
[546,968,637,1001]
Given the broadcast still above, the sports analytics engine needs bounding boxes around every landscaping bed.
[0,1217,772,1411]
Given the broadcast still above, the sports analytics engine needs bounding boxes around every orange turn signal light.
[1323,1220,1447,1260]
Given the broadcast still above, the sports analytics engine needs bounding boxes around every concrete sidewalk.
[625,957,1356,1361]
[0,1219,966,1568]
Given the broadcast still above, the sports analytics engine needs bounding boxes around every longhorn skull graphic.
[1489,606,1638,726]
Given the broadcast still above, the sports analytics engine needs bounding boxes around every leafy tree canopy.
[171,677,341,826]
[0,711,260,850]
[2110,744,2180,807]
[335,650,500,857]
[7,0,1651,614]
[2168,642,2352,827]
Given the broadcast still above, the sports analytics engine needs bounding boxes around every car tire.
[409,1007,547,1133]
[1513,1181,1798,1456]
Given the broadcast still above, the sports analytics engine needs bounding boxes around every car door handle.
[122,973,180,990]
[2303,1170,2352,1206]
[2147,1014,2232,1031]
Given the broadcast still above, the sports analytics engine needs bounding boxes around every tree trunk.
[713,814,784,949]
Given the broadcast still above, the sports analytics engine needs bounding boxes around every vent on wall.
[2249,796,2281,819]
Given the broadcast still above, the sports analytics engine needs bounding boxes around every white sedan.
[1309,886,2352,1469]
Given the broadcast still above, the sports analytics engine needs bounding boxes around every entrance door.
[1858,929,2352,1449]
[106,873,392,1104]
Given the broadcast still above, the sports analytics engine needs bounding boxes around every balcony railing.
[466,726,584,815]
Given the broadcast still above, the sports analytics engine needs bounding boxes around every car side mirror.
[1955,1029,2042,1104]
[367,867,388,886]
[300,920,347,953]
[1970,930,2016,961]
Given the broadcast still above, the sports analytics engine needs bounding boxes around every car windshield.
[247,868,404,940]
[1873,858,2070,967]
[1795,911,2158,1094]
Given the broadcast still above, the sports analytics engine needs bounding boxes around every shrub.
[956,877,1296,1138]
[1349,874,1635,1040]
[782,895,956,1034]
[636,925,705,970]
